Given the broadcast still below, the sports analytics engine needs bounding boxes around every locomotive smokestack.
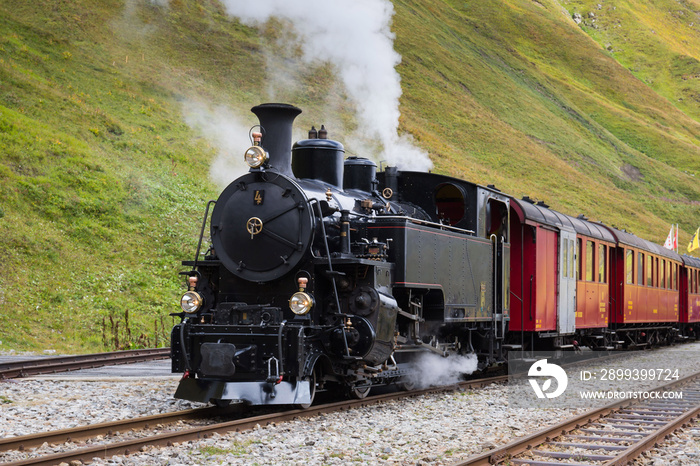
[250,103,302,177]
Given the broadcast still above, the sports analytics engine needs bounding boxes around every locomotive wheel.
[396,378,416,391]
[349,383,371,399]
[294,370,316,409]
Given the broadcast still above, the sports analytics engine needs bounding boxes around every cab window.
[435,183,465,226]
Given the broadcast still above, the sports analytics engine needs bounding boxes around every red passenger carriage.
[599,228,681,347]
[508,198,615,350]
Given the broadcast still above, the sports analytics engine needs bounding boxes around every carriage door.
[557,229,577,334]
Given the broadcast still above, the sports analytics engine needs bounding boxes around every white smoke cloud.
[219,0,432,172]
[182,101,252,188]
[409,353,479,389]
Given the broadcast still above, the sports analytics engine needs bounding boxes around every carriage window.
[673,264,677,290]
[638,253,644,286]
[691,272,694,294]
[586,241,594,282]
[577,239,582,281]
[626,250,634,285]
[691,271,695,294]
[569,240,575,279]
[661,260,666,289]
[646,257,653,287]
[562,239,569,278]
[598,244,606,283]
[435,183,465,226]
[655,258,659,287]
[668,262,673,290]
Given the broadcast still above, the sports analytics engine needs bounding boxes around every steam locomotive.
[170,103,700,407]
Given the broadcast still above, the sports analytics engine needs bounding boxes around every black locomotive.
[170,103,511,406]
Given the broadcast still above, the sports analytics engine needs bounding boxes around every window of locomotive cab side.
[434,183,465,226]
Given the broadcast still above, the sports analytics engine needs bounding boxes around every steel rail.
[2,375,509,466]
[0,348,170,379]
[0,406,222,453]
[453,370,700,466]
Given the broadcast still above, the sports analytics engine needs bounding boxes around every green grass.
[0,0,699,352]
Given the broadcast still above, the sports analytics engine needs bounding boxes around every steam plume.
[219,0,432,171]
[182,101,252,188]
[410,353,479,389]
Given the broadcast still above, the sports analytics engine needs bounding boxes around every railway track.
[456,371,700,466]
[0,348,170,379]
[0,375,509,466]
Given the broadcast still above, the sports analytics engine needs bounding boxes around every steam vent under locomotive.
[170,103,511,407]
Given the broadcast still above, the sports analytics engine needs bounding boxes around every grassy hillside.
[0,0,698,352]
[393,0,700,239]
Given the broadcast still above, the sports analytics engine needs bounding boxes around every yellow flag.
[689,228,700,253]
